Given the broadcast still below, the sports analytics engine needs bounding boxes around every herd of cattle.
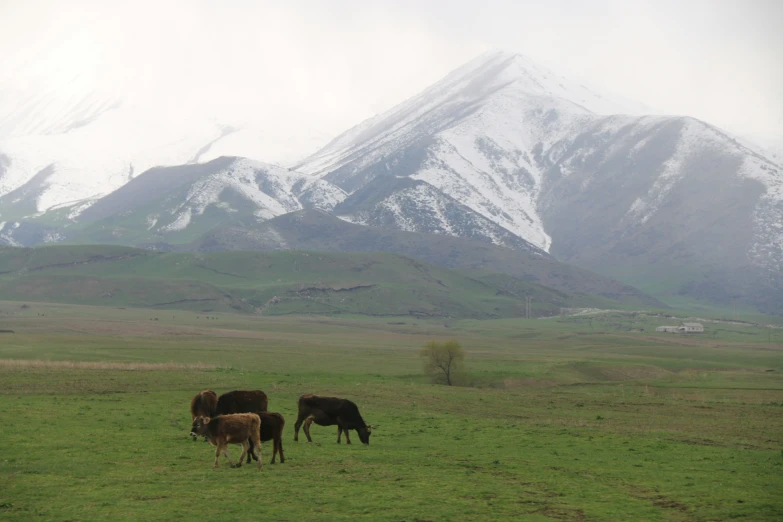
[189,389,373,468]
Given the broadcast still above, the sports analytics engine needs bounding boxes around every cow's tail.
[277,414,285,441]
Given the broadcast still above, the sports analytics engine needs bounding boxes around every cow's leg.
[252,433,263,468]
[294,413,307,442]
[222,448,235,467]
[303,416,314,443]
[214,440,226,468]
[277,437,285,464]
[337,426,342,444]
[246,437,255,464]
[344,429,352,445]
[237,439,253,467]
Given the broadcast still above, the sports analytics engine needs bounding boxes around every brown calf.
[191,414,263,469]
[246,412,286,464]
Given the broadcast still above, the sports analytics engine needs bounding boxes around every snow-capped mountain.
[297,51,664,251]
[296,50,782,312]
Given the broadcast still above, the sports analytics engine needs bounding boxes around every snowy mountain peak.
[297,49,657,178]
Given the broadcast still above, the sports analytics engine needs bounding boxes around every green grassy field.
[0,244,645,319]
[1,301,782,521]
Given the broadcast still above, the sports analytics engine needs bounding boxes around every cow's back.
[191,390,218,418]
[217,390,268,415]
[298,394,358,417]
[208,413,261,440]
[258,412,285,441]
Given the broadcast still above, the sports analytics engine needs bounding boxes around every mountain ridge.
[1,50,781,314]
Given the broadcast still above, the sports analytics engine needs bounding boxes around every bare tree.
[420,340,465,386]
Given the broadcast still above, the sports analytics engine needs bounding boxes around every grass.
[0,302,782,520]
[0,244,635,319]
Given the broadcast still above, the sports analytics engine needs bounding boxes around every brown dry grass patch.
[0,359,218,371]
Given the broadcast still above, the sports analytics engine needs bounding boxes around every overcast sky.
[1,0,780,147]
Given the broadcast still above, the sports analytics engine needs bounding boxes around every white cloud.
[0,0,779,158]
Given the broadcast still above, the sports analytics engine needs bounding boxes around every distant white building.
[656,322,704,333]
[656,325,679,333]
[679,322,704,333]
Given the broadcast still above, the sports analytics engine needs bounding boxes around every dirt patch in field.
[503,378,559,389]
[0,359,217,371]
[9,317,273,340]
[574,365,673,382]
[534,505,591,521]
[651,496,689,512]
[626,486,690,519]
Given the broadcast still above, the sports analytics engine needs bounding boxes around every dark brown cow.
[190,390,218,419]
[216,390,268,415]
[191,413,263,468]
[189,390,218,440]
[294,394,372,445]
[245,412,286,464]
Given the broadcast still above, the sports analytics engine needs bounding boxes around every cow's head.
[358,424,373,445]
[189,416,210,439]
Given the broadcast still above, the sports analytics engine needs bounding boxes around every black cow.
[294,394,372,445]
[216,390,269,415]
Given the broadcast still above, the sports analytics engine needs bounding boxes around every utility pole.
[524,295,532,319]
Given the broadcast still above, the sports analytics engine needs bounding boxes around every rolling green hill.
[189,209,665,308]
[0,244,635,318]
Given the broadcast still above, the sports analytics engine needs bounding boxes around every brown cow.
[245,412,286,464]
[189,390,218,440]
[191,414,263,468]
[216,390,268,415]
[294,394,372,445]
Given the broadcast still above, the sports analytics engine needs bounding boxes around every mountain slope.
[190,209,664,308]
[332,176,542,252]
[64,157,345,245]
[297,50,783,313]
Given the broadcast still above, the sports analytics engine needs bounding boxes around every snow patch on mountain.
[133,158,347,236]
[180,162,291,218]
[411,135,550,250]
[624,118,705,225]
[742,151,783,272]
[0,222,21,246]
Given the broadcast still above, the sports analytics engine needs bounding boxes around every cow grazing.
[294,394,372,445]
[190,390,218,440]
[191,414,263,468]
[188,389,268,440]
[216,390,268,415]
[245,412,286,464]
